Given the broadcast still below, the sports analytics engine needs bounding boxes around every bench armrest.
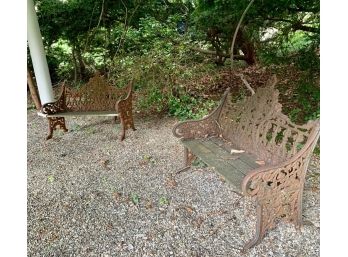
[41,83,67,115]
[241,121,320,198]
[172,88,230,139]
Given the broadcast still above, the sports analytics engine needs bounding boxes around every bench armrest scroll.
[41,83,67,115]
[172,88,230,139]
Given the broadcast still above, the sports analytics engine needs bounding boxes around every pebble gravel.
[27,110,320,256]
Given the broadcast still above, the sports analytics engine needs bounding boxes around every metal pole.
[27,0,54,105]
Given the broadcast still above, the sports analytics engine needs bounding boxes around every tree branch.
[190,47,247,60]
[96,0,105,29]
[265,18,319,34]
[292,23,319,33]
[230,0,255,69]
[237,73,255,95]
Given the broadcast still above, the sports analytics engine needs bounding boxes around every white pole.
[27,0,54,105]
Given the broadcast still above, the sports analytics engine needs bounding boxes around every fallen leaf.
[193,216,204,228]
[113,191,122,201]
[165,175,177,188]
[100,159,110,169]
[230,149,245,154]
[255,160,266,165]
[145,200,154,209]
[184,206,194,214]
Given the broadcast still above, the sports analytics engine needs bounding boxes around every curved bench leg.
[242,204,266,252]
[242,184,305,252]
[119,114,136,141]
[184,147,191,166]
[46,117,68,140]
[184,147,197,166]
[294,189,304,229]
[117,94,135,141]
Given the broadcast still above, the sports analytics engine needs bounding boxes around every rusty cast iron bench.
[172,75,320,251]
[38,73,136,140]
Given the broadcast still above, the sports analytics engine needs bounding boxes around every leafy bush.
[168,94,216,120]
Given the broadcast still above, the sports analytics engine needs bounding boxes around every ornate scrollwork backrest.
[218,76,318,164]
[64,74,129,112]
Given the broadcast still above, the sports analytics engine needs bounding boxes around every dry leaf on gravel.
[230,149,245,154]
[255,160,265,165]
[165,175,177,188]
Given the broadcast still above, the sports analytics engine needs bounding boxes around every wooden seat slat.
[200,138,260,174]
[38,111,119,117]
[182,139,256,190]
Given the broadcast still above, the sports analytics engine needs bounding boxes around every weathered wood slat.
[182,139,257,190]
[207,138,261,170]
[38,111,119,117]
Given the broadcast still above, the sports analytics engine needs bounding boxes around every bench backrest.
[61,73,131,112]
[218,76,319,165]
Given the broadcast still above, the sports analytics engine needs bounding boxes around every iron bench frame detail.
[172,75,320,251]
[39,73,135,141]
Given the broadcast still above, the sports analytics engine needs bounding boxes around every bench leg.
[294,188,304,228]
[119,115,136,141]
[117,102,135,141]
[242,184,305,252]
[46,117,68,140]
[242,204,266,252]
[184,147,196,166]
[112,116,118,124]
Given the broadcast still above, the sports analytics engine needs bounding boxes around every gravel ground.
[27,110,320,257]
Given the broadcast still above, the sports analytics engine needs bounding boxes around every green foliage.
[288,77,320,123]
[29,0,319,122]
[259,30,319,73]
[168,94,216,120]
[313,145,320,156]
[130,193,140,205]
[159,196,169,205]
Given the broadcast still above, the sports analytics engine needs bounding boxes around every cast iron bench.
[172,75,320,251]
[38,73,135,141]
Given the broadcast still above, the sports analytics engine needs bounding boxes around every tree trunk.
[72,45,78,82]
[75,46,87,80]
[234,29,257,66]
[27,67,42,110]
[241,39,256,65]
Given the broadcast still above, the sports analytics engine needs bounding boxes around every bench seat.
[182,137,260,190]
[37,111,119,118]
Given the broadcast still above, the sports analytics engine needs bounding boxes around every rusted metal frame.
[183,146,197,166]
[173,88,230,172]
[218,79,315,165]
[173,147,193,175]
[172,87,230,140]
[40,74,134,140]
[240,121,320,251]
[242,120,320,194]
[116,82,135,141]
[173,75,319,250]
[41,83,69,140]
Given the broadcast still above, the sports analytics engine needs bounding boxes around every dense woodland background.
[28,0,319,126]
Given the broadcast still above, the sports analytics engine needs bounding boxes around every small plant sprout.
[131,193,140,205]
[159,196,169,205]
